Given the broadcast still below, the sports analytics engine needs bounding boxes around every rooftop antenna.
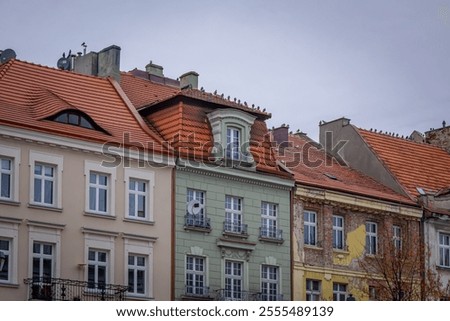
[81,42,87,55]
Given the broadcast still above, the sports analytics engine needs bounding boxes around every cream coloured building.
[0,56,174,300]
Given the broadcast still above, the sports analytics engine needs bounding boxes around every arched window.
[48,110,107,133]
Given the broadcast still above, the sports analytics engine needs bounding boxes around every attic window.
[324,173,338,180]
[49,110,107,133]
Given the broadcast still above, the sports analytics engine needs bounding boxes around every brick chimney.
[272,125,290,150]
[145,61,164,77]
[179,71,199,89]
[73,45,121,82]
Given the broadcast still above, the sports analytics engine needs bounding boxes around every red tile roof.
[120,72,288,177]
[0,59,167,152]
[357,128,450,198]
[282,133,415,205]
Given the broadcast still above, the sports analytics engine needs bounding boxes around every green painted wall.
[174,168,292,300]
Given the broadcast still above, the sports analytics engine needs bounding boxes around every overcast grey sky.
[1,0,449,140]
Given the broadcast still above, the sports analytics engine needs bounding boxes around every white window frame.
[84,160,116,216]
[33,163,56,206]
[332,215,345,250]
[124,236,154,298]
[185,255,207,296]
[306,279,321,301]
[0,145,20,203]
[0,220,19,285]
[127,254,146,296]
[29,151,63,208]
[261,202,278,238]
[224,260,243,300]
[87,249,109,289]
[366,222,378,255]
[83,232,116,288]
[225,195,243,233]
[124,168,155,222]
[439,232,450,268]
[0,238,12,283]
[333,283,347,301]
[226,126,241,160]
[393,225,402,252]
[304,210,317,246]
[260,264,279,301]
[32,242,55,281]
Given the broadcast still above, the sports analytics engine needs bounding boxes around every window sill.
[304,245,323,251]
[259,237,284,245]
[84,211,116,220]
[0,199,20,207]
[123,218,155,225]
[333,248,350,255]
[125,294,154,300]
[436,265,450,271]
[28,203,62,212]
[180,294,214,301]
[0,282,19,288]
[223,231,249,239]
[184,225,212,233]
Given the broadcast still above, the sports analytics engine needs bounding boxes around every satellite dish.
[57,56,71,70]
[187,199,203,215]
[0,49,17,64]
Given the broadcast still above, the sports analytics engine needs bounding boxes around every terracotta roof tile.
[281,134,414,205]
[0,59,167,152]
[357,128,450,198]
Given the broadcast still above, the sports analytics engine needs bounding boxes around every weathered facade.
[274,127,422,300]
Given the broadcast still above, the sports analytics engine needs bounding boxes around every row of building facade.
[0,45,449,301]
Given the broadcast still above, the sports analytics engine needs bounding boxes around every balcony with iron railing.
[223,220,248,237]
[184,213,211,231]
[24,277,128,301]
[255,293,284,301]
[215,289,261,301]
[183,285,211,299]
[259,227,284,244]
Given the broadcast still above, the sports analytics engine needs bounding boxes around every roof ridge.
[0,58,15,80]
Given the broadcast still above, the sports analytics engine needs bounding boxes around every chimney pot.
[179,71,199,90]
[146,61,164,77]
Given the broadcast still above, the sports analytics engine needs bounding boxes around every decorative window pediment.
[206,109,256,165]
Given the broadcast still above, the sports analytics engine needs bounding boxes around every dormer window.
[207,109,256,165]
[48,110,108,133]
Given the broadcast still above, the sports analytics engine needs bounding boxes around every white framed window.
[32,242,54,281]
[333,283,347,301]
[306,279,321,301]
[366,222,378,255]
[124,169,154,221]
[83,231,116,289]
[0,238,11,282]
[224,260,243,300]
[29,151,63,208]
[84,161,116,216]
[0,220,19,285]
[439,232,450,268]
[332,215,344,250]
[225,195,244,233]
[393,225,402,252]
[88,249,108,289]
[185,189,209,228]
[0,158,12,200]
[128,254,146,295]
[186,255,207,296]
[261,202,280,239]
[304,210,317,246]
[0,145,20,202]
[124,236,154,298]
[226,127,241,160]
[261,265,279,301]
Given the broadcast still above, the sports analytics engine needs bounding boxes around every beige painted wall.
[0,132,173,300]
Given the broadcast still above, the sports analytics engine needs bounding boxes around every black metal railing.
[256,293,284,301]
[215,289,259,301]
[259,227,283,241]
[24,277,128,301]
[223,220,248,235]
[185,214,211,229]
[184,285,210,298]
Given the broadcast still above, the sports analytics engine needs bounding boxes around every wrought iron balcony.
[256,293,285,301]
[223,220,248,235]
[215,289,260,301]
[259,227,283,242]
[184,285,211,298]
[184,214,211,230]
[24,277,128,301]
